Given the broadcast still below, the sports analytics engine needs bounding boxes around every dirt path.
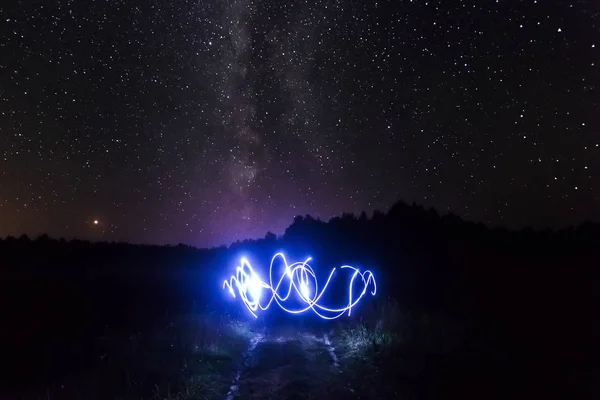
[228,327,355,400]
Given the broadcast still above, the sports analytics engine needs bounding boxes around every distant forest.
[2,199,599,319]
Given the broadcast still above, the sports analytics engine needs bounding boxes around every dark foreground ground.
[228,325,352,400]
[2,302,599,400]
[1,241,598,398]
[1,259,597,400]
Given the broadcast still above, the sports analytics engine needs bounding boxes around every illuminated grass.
[331,299,469,398]
[335,299,403,357]
[339,324,399,356]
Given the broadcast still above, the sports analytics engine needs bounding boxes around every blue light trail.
[223,252,376,319]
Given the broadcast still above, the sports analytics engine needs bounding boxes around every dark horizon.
[4,198,600,250]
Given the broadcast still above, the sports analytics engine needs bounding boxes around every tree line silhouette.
[2,199,599,312]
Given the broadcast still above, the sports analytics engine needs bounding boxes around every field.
[3,277,596,400]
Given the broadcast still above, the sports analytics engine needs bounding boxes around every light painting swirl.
[222,253,377,319]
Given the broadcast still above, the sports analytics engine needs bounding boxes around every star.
[0,0,597,246]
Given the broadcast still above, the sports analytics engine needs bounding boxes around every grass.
[331,299,473,399]
[332,298,599,399]
[36,313,256,400]
[336,299,404,357]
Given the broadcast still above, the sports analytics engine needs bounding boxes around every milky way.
[1,0,599,247]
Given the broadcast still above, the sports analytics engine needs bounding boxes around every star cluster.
[1,0,598,246]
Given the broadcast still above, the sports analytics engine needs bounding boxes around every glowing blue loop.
[222,253,377,319]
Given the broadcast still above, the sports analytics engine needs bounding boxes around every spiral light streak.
[222,252,377,319]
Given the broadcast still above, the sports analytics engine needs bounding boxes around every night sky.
[1,0,599,247]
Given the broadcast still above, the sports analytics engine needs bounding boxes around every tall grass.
[331,298,470,398]
[336,298,466,357]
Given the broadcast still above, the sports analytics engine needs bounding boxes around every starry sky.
[1,0,599,247]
